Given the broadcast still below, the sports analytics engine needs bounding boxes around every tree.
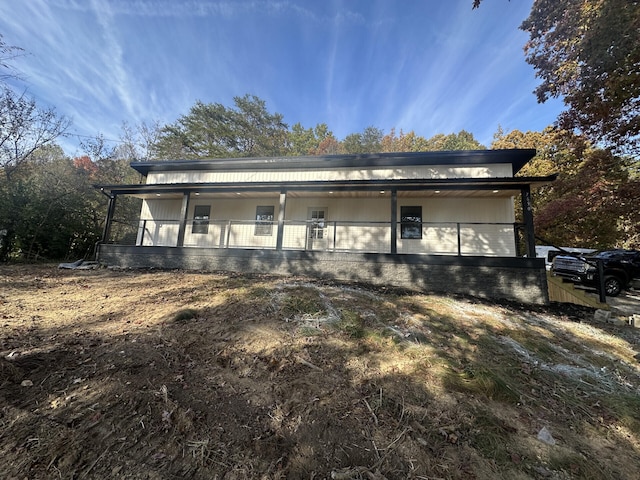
[534,149,640,248]
[492,126,640,248]
[340,128,484,154]
[288,123,336,156]
[491,127,585,239]
[0,87,70,261]
[381,129,430,152]
[440,130,486,150]
[0,87,70,181]
[476,0,640,154]
[80,134,144,246]
[118,120,162,162]
[0,144,106,261]
[289,123,316,156]
[233,94,289,156]
[491,126,586,177]
[0,34,23,85]
[153,95,289,159]
[521,0,640,155]
[340,126,384,154]
[316,135,340,155]
[423,130,486,151]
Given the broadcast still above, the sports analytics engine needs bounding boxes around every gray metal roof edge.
[95,173,556,195]
[130,149,537,176]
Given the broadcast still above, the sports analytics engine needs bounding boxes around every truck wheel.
[604,275,622,297]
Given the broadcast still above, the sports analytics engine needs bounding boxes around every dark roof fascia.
[130,149,537,177]
[96,174,556,196]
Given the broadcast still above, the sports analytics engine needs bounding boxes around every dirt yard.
[1,264,640,479]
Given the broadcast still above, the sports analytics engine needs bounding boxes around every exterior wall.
[137,195,517,256]
[282,196,391,252]
[145,164,513,185]
[398,197,515,256]
[137,199,183,246]
[185,197,279,249]
[97,245,549,305]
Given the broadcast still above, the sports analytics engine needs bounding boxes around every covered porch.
[98,177,544,259]
[95,177,551,304]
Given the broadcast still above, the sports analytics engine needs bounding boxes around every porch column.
[176,192,191,247]
[101,194,117,243]
[390,189,398,254]
[521,186,536,258]
[276,190,287,250]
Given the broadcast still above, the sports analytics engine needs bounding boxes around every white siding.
[145,164,513,185]
[137,199,183,246]
[397,197,516,256]
[137,196,517,256]
[184,198,279,249]
[284,197,390,222]
[282,197,391,252]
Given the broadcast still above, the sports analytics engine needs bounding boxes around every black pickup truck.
[551,249,640,297]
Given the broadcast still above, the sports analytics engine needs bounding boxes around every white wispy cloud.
[1,0,562,155]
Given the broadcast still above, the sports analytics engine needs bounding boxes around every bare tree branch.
[0,87,71,181]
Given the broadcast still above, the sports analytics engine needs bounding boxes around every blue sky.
[0,0,565,156]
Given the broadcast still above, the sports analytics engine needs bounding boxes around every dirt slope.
[1,264,640,479]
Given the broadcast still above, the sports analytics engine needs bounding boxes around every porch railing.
[106,218,528,257]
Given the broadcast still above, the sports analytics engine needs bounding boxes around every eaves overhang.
[96,174,557,197]
[130,149,537,177]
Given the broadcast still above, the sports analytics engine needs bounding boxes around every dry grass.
[1,264,640,479]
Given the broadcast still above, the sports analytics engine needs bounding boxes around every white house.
[96,149,555,304]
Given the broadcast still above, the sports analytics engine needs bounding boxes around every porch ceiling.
[97,174,556,199]
[133,189,523,200]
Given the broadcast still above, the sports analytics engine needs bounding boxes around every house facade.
[96,149,555,304]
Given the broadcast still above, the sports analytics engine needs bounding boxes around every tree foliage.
[79,134,144,245]
[0,146,103,261]
[476,0,640,154]
[534,149,640,248]
[425,130,486,151]
[492,126,586,177]
[340,126,384,154]
[380,129,430,152]
[153,94,289,159]
[342,128,485,154]
[521,0,640,155]
[492,127,640,248]
[0,87,70,260]
[288,123,337,156]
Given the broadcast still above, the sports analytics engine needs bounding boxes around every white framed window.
[254,205,275,236]
[308,208,326,239]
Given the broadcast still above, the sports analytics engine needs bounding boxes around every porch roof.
[130,149,537,176]
[96,173,557,197]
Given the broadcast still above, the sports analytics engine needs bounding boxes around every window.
[401,206,422,239]
[192,205,210,234]
[308,208,326,239]
[254,205,275,236]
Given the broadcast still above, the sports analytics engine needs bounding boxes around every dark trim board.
[131,149,536,176]
[97,245,549,305]
[96,174,557,196]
